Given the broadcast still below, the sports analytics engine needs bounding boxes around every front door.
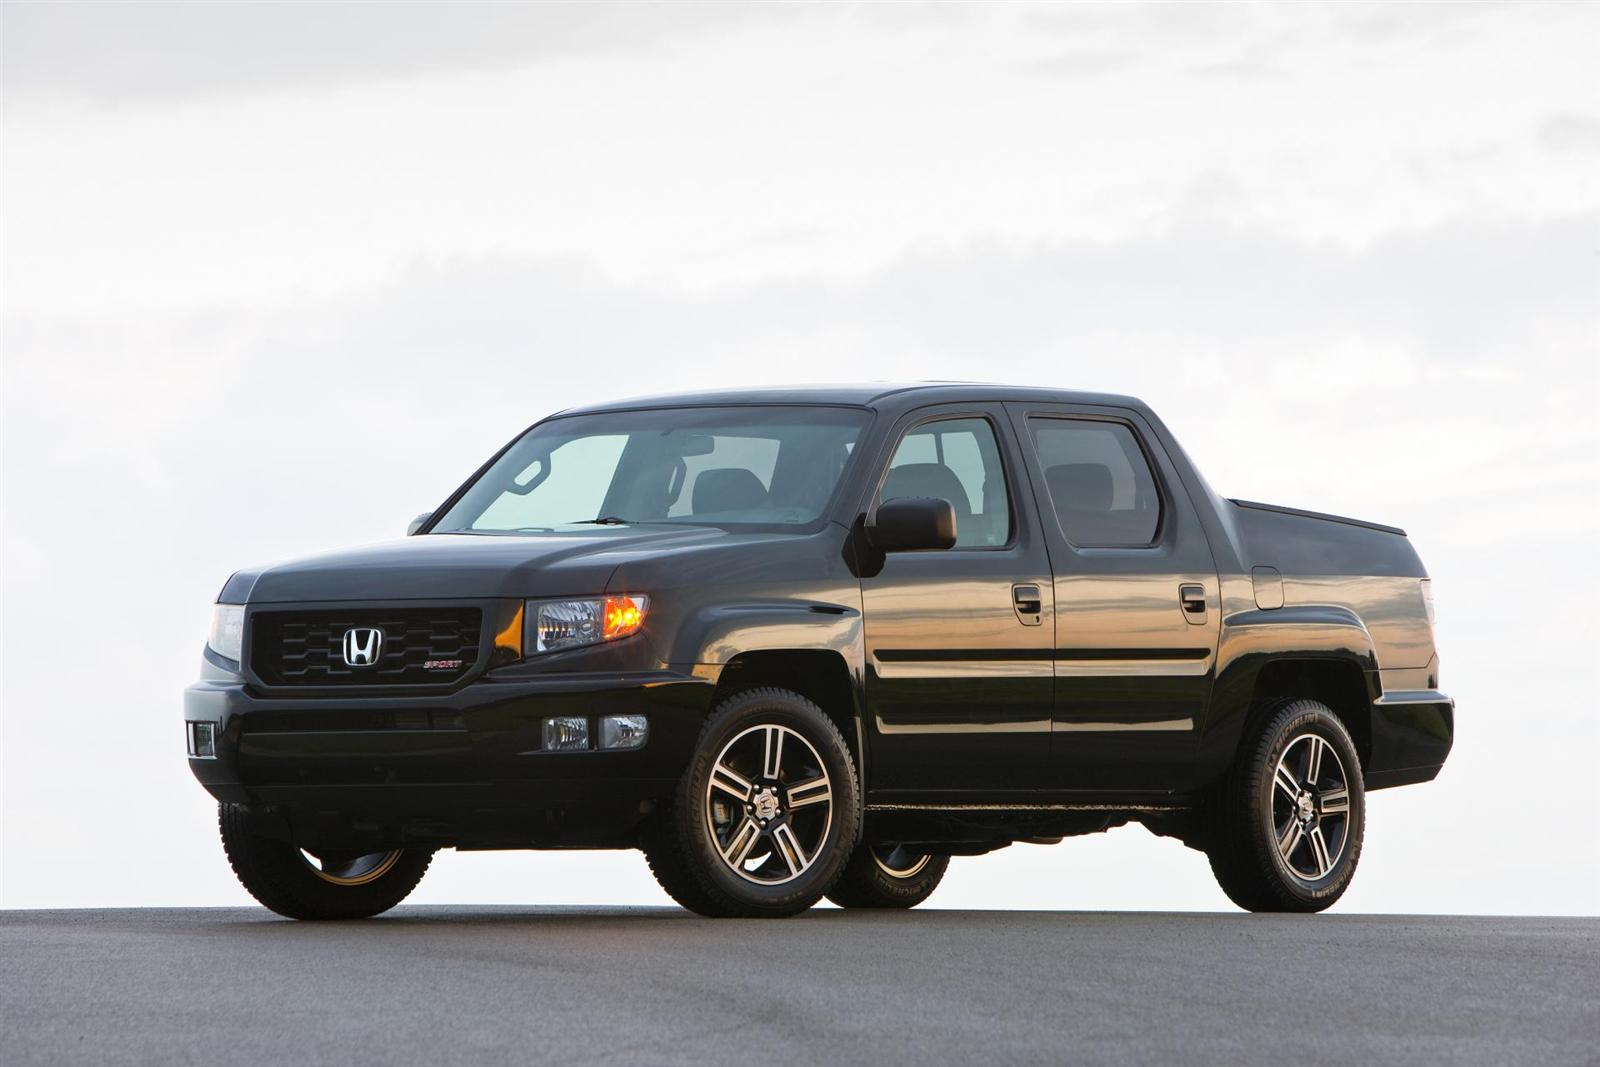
[1006,403,1220,793]
[860,405,1055,794]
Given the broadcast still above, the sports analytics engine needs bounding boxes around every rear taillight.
[1420,579,1435,626]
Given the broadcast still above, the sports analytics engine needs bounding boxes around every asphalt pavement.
[2,907,1595,1066]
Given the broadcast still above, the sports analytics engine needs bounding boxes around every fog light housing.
[599,714,648,751]
[187,721,218,759]
[542,716,590,752]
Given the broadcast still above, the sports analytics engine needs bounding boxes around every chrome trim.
[865,802,1189,813]
[874,659,1053,680]
[1374,689,1454,707]
[1055,718,1193,732]
[340,627,384,668]
[873,717,1051,735]
[1054,659,1212,678]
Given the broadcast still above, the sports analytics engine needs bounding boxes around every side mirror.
[407,512,433,536]
[867,497,957,552]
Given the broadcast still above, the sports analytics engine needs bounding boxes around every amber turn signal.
[602,595,646,640]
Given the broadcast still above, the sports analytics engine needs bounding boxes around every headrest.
[882,463,972,515]
[692,467,769,514]
[1045,463,1113,512]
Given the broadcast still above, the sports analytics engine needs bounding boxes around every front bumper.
[184,663,717,850]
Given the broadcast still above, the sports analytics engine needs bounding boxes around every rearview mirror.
[676,434,717,458]
[407,512,433,536]
[867,497,957,552]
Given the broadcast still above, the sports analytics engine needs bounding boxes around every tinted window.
[667,435,781,518]
[1029,418,1161,546]
[880,417,1010,548]
[434,407,869,532]
[473,434,626,531]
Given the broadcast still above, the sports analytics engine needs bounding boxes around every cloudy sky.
[3,1,1596,913]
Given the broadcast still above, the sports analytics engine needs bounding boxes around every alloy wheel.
[1270,733,1352,881]
[299,849,403,886]
[871,845,932,879]
[703,723,834,886]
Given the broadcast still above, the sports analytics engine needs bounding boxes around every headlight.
[207,604,245,662]
[527,595,648,654]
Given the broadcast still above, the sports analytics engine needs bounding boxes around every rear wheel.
[826,842,949,909]
[643,688,861,917]
[1206,699,1365,913]
[218,804,432,920]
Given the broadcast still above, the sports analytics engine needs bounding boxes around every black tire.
[1206,699,1366,913]
[639,802,737,918]
[643,687,861,918]
[218,804,433,920]
[826,842,949,909]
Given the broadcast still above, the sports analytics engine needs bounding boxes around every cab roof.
[555,383,1148,418]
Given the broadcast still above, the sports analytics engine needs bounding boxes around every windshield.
[432,406,871,533]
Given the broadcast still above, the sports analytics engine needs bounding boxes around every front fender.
[668,599,863,666]
[665,600,870,784]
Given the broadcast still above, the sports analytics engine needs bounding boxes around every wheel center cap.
[753,788,780,821]
[1296,792,1316,822]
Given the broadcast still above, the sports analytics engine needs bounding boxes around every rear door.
[859,403,1055,793]
[1006,403,1220,792]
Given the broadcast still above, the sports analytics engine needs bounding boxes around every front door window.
[880,417,1011,548]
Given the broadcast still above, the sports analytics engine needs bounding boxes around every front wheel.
[218,804,433,920]
[826,843,949,909]
[644,687,861,918]
[1206,699,1366,913]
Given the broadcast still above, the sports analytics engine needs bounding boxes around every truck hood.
[221,526,737,603]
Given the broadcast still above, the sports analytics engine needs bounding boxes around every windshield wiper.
[570,516,631,525]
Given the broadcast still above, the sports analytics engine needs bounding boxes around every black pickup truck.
[186,384,1452,919]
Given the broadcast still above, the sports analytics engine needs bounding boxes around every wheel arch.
[711,648,866,782]
[1243,659,1373,770]
[1199,605,1381,786]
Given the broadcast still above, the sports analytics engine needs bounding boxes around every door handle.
[1179,584,1207,624]
[1012,583,1044,626]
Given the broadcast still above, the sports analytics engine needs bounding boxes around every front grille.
[250,608,483,687]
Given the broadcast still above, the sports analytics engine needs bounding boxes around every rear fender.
[1196,605,1380,783]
